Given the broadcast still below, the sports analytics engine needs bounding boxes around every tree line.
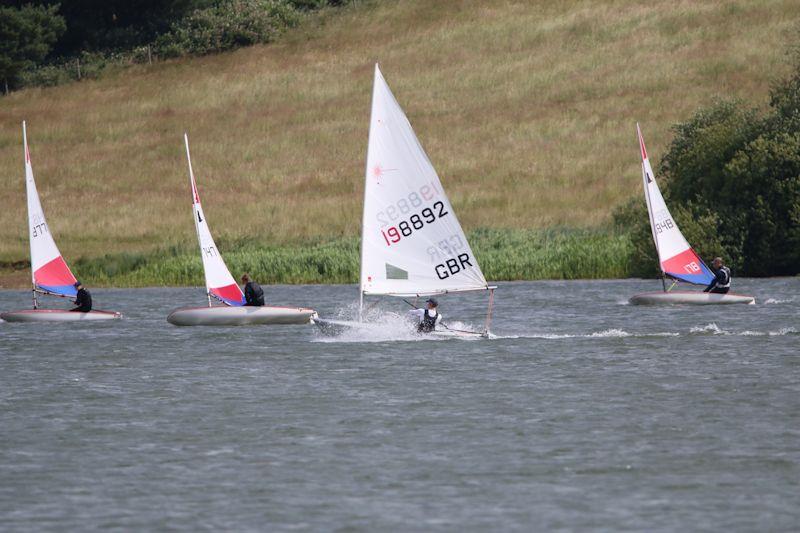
[0,0,344,92]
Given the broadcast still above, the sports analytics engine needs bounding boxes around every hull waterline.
[167,305,316,326]
[0,309,122,322]
[629,291,755,305]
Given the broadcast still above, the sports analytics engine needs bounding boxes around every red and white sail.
[360,65,488,297]
[184,134,245,306]
[637,124,714,285]
[24,122,78,297]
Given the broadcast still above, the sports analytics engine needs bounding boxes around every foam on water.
[313,308,486,343]
[764,298,794,304]
[689,323,725,335]
[498,324,797,340]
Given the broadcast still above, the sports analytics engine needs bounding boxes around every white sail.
[637,124,714,285]
[184,134,245,306]
[360,65,488,297]
[24,122,78,297]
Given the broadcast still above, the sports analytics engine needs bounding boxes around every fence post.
[4,78,8,95]
[147,45,152,65]
[76,58,81,80]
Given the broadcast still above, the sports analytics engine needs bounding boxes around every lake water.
[1,279,798,531]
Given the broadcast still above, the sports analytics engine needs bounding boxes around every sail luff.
[184,134,208,296]
[359,64,382,320]
[637,124,663,274]
[23,121,34,290]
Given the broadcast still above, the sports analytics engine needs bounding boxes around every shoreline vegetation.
[0,228,632,288]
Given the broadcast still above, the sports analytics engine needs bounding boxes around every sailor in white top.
[408,298,441,333]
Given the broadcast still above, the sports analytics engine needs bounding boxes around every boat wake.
[312,306,488,343]
[764,298,794,304]
[498,323,797,340]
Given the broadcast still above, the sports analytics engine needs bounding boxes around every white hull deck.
[0,309,122,322]
[312,317,488,339]
[167,305,316,326]
[629,291,755,305]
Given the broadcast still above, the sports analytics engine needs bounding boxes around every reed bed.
[59,228,631,287]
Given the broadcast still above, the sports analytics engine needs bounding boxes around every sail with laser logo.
[637,124,714,285]
[24,122,79,297]
[360,64,488,297]
[184,134,245,306]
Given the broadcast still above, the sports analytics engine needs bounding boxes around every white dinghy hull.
[167,306,316,326]
[0,309,122,322]
[629,291,755,305]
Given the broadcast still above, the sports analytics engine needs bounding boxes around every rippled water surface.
[1,279,798,531]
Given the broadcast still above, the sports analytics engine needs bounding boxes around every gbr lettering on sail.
[375,179,475,280]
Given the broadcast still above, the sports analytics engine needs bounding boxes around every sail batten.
[184,134,245,307]
[360,65,488,298]
[637,124,714,286]
[24,122,78,298]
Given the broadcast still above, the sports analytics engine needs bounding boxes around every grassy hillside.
[0,0,797,285]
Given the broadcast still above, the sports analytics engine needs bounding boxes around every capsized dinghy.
[166,135,316,326]
[0,122,121,323]
[312,65,496,337]
[628,125,754,306]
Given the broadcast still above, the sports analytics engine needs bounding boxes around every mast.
[637,124,667,291]
[358,64,380,322]
[184,133,212,308]
[483,287,495,336]
[23,121,38,309]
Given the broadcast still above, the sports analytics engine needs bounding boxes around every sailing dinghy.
[313,65,496,337]
[0,123,122,323]
[166,135,316,326]
[628,125,754,305]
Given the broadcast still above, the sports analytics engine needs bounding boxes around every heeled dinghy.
[166,135,315,326]
[312,65,496,337]
[0,122,121,323]
[628,125,754,306]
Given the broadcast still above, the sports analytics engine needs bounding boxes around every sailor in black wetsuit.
[703,257,731,294]
[408,298,441,333]
[70,281,92,312]
[241,273,265,306]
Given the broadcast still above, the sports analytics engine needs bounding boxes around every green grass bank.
[0,228,632,288]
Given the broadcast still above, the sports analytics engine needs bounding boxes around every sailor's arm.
[407,309,424,320]
[703,269,723,292]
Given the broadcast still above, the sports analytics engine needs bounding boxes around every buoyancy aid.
[418,309,438,332]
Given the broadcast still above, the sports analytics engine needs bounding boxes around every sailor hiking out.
[408,298,441,333]
[703,257,731,294]
[241,274,265,306]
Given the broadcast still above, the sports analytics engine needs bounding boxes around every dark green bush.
[0,3,65,90]
[19,50,112,87]
[154,0,300,58]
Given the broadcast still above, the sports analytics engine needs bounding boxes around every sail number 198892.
[381,201,448,246]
